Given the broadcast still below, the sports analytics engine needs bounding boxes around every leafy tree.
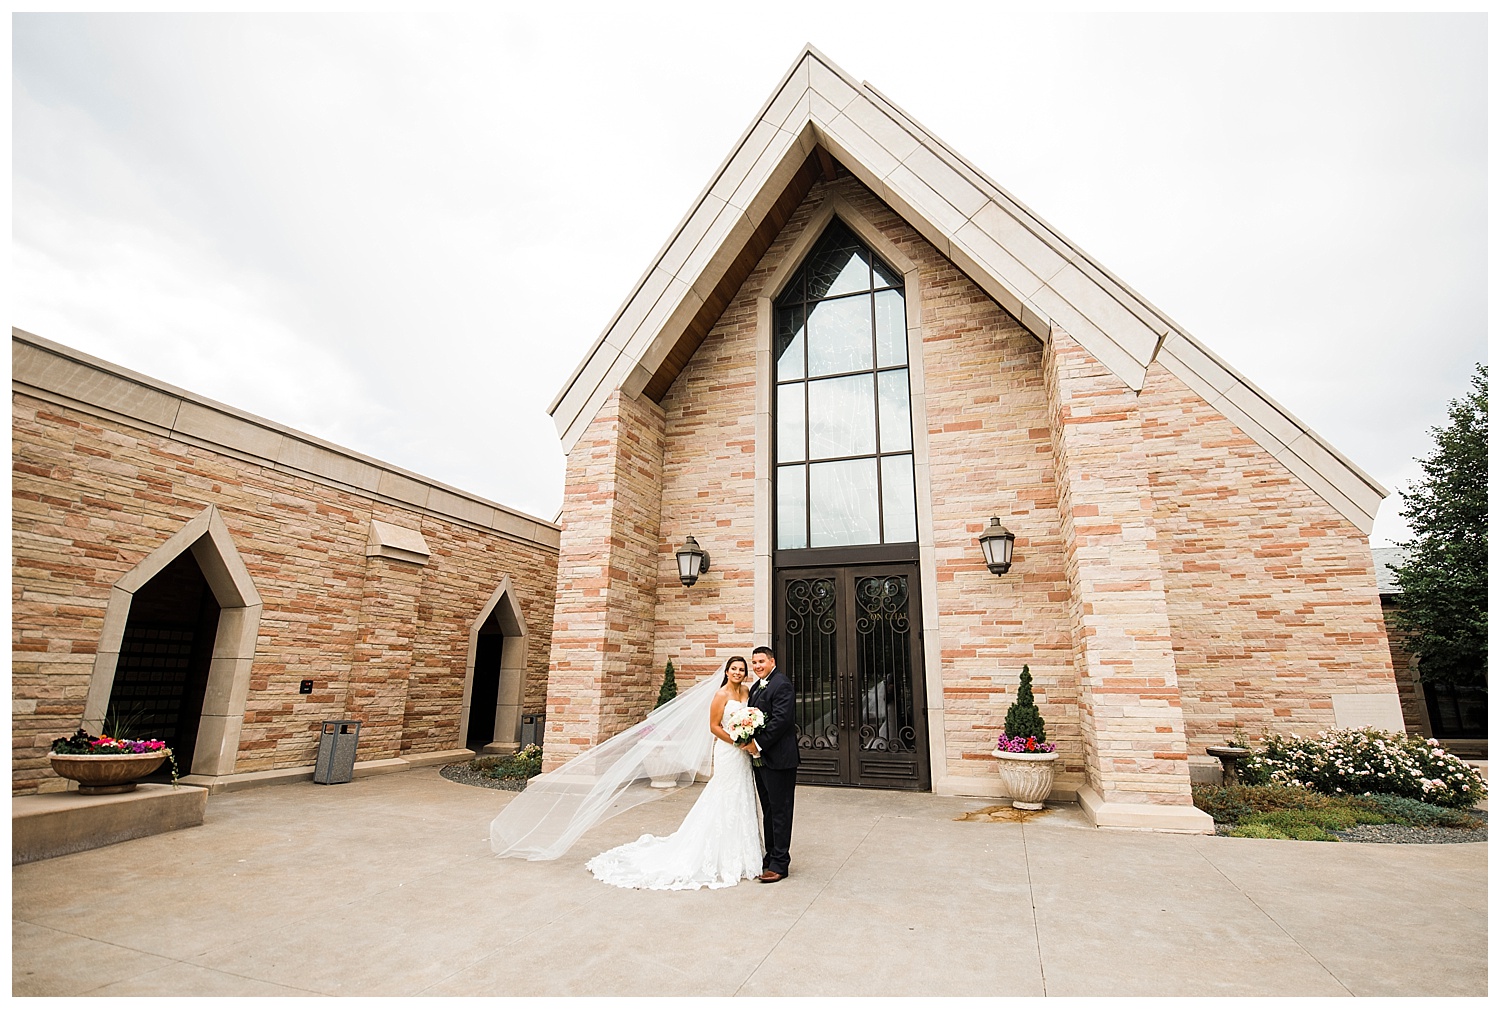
[1394,364,1487,686]
[655,659,678,708]
[1004,665,1047,742]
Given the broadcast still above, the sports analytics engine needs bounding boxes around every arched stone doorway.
[459,578,529,754]
[84,505,262,779]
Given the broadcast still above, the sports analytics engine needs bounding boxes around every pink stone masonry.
[11,388,558,794]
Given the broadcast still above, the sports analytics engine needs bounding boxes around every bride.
[490,656,762,890]
[586,655,761,889]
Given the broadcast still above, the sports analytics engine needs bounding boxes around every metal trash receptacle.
[521,714,546,748]
[314,720,361,784]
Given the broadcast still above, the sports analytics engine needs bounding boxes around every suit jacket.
[749,668,800,770]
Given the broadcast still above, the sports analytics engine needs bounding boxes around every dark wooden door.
[775,564,929,790]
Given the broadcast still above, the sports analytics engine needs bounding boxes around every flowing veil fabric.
[489,664,727,860]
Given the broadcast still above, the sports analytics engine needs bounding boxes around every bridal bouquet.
[725,706,766,765]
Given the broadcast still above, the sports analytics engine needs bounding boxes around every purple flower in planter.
[996,731,1056,754]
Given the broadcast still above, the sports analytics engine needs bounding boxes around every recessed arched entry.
[459,578,529,754]
[84,505,262,779]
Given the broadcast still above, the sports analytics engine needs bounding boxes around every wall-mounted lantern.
[675,535,711,587]
[977,518,1015,577]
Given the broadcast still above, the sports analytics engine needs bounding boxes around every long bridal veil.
[490,662,728,860]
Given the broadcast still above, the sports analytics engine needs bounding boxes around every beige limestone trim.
[366,520,432,565]
[545,47,1386,534]
[1330,693,1406,734]
[84,505,263,779]
[1076,785,1215,834]
[175,751,472,794]
[752,193,949,785]
[457,578,531,752]
[12,329,560,551]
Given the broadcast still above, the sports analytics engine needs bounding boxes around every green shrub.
[1350,793,1484,829]
[1240,727,1486,808]
[1228,823,1293,840]
[1192,783,1343,824]
[1003,665,1046,743]
[656,660,678,709]
[477,744,543,780]
[1194,782,1486,841]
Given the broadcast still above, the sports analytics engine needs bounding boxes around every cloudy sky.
[12,11,1487,544]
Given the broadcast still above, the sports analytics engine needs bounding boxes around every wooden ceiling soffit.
[641,152,821,403]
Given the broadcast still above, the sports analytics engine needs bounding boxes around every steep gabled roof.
[549,46,1386,534]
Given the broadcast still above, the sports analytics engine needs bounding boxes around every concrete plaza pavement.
[11,767,1488,997]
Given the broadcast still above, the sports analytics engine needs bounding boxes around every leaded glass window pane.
[877,369,913,453]
[807,295,873,377]
[807,374,876,459]
[874,288,906,367]
[873,257,902,291]
[777,464,807,549]
[881,455,917,543]
[809,459,880,547]
[804,221,871,301]
[778,385,806,463]
[772,219,915,552]
[776,304,805,381]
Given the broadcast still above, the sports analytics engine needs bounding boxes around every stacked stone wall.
[12,390,557,793]
[655,274,761,692]
[653,175,1083,786]
[1137,364,1396,751]
[542,390,665,767]
[1043,329,1195,806]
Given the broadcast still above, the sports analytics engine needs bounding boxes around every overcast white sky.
[12,10,1488,545]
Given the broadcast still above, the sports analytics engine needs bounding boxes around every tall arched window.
[774,219,915,550]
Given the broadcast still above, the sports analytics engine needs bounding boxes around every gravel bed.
[1214,808,1486,844]
[439,762,528,792]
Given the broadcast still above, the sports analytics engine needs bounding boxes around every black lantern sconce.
[675,535,711,587]
[977,518,1015,577]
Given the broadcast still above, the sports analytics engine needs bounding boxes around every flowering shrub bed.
[1239,727,1485,808]
[995,732,1055,754]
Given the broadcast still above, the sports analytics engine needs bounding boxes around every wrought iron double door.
[775,565,929,790]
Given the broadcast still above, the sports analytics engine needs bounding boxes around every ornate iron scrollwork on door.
[854,575,916,754]
[785,577,839,750]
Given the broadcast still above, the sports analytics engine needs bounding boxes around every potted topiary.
[990,665,1058,809]
[643,660,683,787]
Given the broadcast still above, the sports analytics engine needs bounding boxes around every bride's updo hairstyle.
[721,655,749,686]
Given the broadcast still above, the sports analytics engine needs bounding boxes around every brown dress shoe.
[757,870,785,883]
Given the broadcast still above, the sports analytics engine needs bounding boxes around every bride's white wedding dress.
[585,700,762,890]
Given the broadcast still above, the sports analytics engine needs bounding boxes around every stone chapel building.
[541,48,1400,832]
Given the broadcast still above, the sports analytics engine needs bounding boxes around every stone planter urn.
[991,749,1060,810]
[49,751,169,795]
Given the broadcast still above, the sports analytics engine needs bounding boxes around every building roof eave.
[548,47,1387,534]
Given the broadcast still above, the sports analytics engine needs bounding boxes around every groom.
[743,645,798,882]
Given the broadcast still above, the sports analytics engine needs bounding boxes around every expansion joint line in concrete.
[1019,825,1047,996]
[28,917,325,997]
[1193,847,1353,996]
[731,813,883,996]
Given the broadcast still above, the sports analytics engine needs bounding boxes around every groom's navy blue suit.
[748,664,798,876]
